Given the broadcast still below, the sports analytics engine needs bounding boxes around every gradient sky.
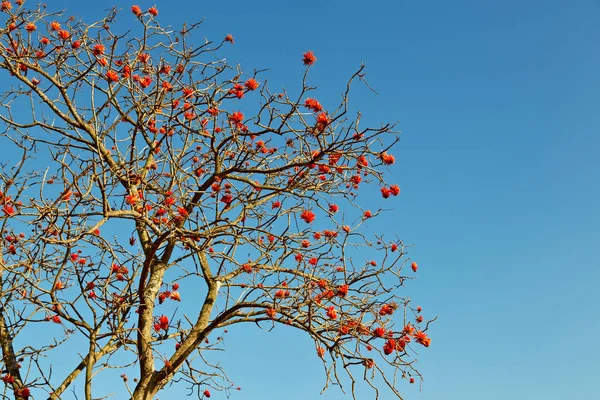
[16,0,600,399]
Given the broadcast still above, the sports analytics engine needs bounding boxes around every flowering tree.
[0,2,433,400]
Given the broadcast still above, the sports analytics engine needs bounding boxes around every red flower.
[373,327,386,337]
[303,50,317,66]
[71,40,81,49]
[0,1,11,11]
[228,111,244,125]
[131,5,142,16]
[363,210,372,219]
[51,315,61,324]
[16,388,30,399]
[266,308,276,319]
[326,306,337,319]
[25,23,36,32]
[300,209,316,224]
[391,243,398,252]
[2,374,15,384]
[308,257,318,265]
[390,184,400,196]
[416,306,422,313]
[203,389,211,398]
[410,377,415,384]
[148,6,158,16]
[337,284,349,297]
[138,53,150,63]
[380,152,395,165]
[245,78,260,90]
[416,315,424,323]
[158,315,169,330]
[411,262,418,272]
[172,283,180,290]
[383,339,396,355]
[304,98,323,112]
[3,204,15,215]
[93,44,105,56]
[139,76,152,89]
[315,112,329,131]
[241,263,252,273]
[106,70,119,83]
[379,303,396,316]
[381,187,391,198]
[40,37,50,45]
[271,201,281,209]
[220,194,233,206]
[224,34,234,44]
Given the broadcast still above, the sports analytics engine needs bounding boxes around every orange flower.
[303,50,317,66]
[106,70,119,83]
[50,21,61,31]
[390,184,400,196]
[316,346,325,358]
[414,330,431,347]
[411,262,418,272]
[224,34,234,43]
[25,23,36,32]
[58,30,70,40]
[363,210,372,219]
[148,6,158,16]
[93,44,105,56]
[245,78,259,90]
[131,5,142,16]
[228,111,244,125]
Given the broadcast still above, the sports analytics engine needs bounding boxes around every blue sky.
[15,0,600,399]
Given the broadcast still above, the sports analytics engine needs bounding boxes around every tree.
[0,2,432,399]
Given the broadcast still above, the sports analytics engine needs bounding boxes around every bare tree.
[0,2,432,400]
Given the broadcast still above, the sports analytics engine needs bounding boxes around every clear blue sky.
[24,0,600,398]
